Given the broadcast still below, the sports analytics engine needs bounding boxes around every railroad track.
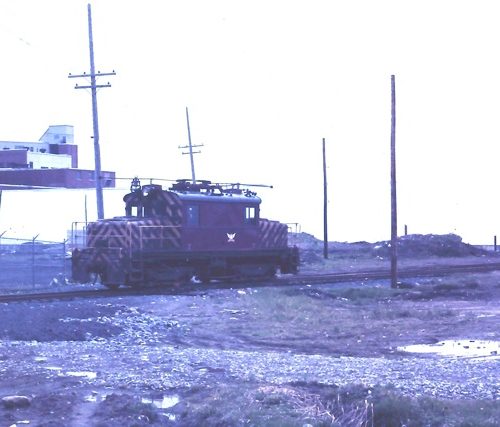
[286,262,500,285]
[1,261,500,304]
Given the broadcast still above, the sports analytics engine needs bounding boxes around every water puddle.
[141,395,179,422]
[142,395,180,409]
[398,339,499,358]
[84,391,106,403]
[45,367,97,379]
[66,371,97,379]
[84,394,99,403]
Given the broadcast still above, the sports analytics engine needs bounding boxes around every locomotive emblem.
[227,233,236,243]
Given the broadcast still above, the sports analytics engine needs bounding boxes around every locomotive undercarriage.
[73,247,299,288]
[123,249,297,288]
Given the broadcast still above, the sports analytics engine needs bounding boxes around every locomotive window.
[245,206,257,224]
[131,206,143,217]
[186,205,199,226]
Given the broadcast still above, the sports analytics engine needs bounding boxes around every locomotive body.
[72,179,299,288]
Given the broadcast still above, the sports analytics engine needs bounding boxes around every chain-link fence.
[0,236,70,291]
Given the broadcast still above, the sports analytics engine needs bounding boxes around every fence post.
[63,239,67,281]
[31,237,35,288]
[31,234,39,288]
[494,235,497,252]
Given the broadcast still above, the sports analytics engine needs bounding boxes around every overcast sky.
[1,0,500,243]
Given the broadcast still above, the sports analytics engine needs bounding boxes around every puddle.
[65,371,97,379]
[142,395,180,409]
[163,413,177,421]
[84,391,106,403]
[399,339,499,358]
[45,367,97,379]
[85,394,99,403]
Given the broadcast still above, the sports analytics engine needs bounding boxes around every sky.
[1,0,500,244]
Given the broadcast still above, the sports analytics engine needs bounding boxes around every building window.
[186,205,199,226]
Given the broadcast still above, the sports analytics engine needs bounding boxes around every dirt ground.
[0,234,499,426]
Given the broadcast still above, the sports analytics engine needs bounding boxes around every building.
[0,125,115,189]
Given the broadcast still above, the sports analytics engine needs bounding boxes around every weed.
[171,382,500,427]
[92,393,160,425]
[337,287,400,304]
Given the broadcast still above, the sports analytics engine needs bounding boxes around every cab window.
[131,206,143,217]
[245,206,257,224]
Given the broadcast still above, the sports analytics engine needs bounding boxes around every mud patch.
[0,301,123,342]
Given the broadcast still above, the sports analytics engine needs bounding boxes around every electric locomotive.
[72,178,299,288]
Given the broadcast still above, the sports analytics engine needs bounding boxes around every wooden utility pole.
[179,107,203,184]
[390,74,398,288]
[69,3,116,220]
[323,137,328,259]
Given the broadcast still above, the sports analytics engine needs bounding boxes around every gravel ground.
[1,336,497,400]
[0,269,499,425]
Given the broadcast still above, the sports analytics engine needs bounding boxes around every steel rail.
[1,262,500,304]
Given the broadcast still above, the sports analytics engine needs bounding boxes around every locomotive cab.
[123,181,182,223]
[173,180,262,252]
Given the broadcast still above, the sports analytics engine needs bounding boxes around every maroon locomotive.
[72,178,299,288]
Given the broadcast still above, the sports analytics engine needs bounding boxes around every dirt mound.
[290,232,492,263]
[374,234,489,258]
[288,233,326,264]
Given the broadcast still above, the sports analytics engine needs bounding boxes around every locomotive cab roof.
[122,178,262,219]
[169,179,261,204]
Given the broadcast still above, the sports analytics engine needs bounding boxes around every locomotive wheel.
[193,266,211,284]
[193,275,211,284]
[89,272,102,285]
[145,266,194,287]
[235,264,276,280]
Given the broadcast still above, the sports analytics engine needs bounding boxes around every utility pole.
[390,74,398,288]
[322,137,328,259]
[68,3,115,220]
[179,107,203,183]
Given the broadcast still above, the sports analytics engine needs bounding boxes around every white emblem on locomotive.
[227,233,236,243]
